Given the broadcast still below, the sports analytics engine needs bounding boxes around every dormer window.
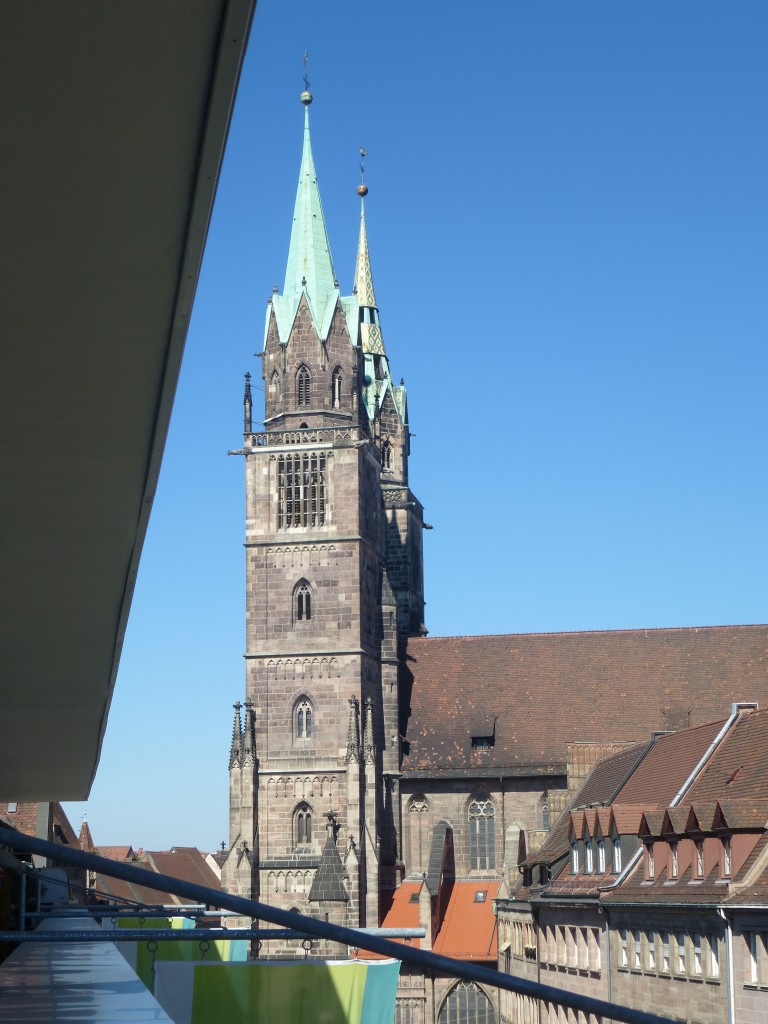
[722,837,732,878]
[597,838,606,874]
[612,837,622,873]
[585,839,594,873]
[646,842,655,881]
[694,840,704,880]
[571,842,579,874]
[471,735,494,750]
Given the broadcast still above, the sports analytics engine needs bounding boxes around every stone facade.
[222,95,423,955]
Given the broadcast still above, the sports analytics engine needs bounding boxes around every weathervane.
[357,147,368,197]
[300,52,312,105]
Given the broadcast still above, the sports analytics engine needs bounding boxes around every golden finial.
[356,147,368,197]
[300,51,312,105]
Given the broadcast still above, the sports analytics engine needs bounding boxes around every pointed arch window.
[438,982,495,1024]
[297,365,311,406]
[332,367,343,409]
[295,580,312,622]
[296,698,312,739]
[469,793,496,871]
[295,803,312,846]
[381,440,393,472]
[269,370,281,405]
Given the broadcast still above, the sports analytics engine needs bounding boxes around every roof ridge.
[411,624,768,642]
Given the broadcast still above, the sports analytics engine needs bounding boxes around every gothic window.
[295,698,312,739]
[541,798,550,830]
[381,440,393,472]
[297,365,311,406]
[277,452,327,528]
[438,982,495,1024]
[270,370,281,404]
[408,794,429,874]
[294,580,312,622]
[469,793,495,871]
[332,367,343,409]
[295,804,312,846]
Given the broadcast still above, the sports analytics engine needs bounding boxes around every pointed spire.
[243,372,252,434]
[283,97,337,321]
[229,701,243,769]
[345,696,361,765]
[363,697,376,765]
[354,187,386,356]
[242,701,256,767]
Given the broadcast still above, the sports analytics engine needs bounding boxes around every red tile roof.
[359,881,422,958]
[402,627,768,776]
[686,708,768,804]
[615,719,726,806]
[431,882,500,961]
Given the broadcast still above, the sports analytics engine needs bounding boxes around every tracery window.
[332,367,343,409]
[295,580,312,622]
[295,803,312,845]
[297,365,311,406]
[382,440,393,471]
[437,982,494,1024]
[277,452,327,528]
[469,793,495,871]
[296,698,312,739]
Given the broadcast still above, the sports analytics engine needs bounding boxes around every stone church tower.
[222,87,424,943]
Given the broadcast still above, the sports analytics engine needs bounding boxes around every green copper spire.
[282,101,337,326]
[354,198,386,356]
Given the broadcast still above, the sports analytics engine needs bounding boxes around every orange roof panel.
[432,881,500,962]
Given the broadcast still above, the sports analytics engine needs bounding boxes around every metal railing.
[0,825,677,1024]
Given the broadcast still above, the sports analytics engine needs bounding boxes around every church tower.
[223,86,424,946]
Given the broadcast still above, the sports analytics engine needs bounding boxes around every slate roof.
[401,626,768,776]
[308,834,348,902]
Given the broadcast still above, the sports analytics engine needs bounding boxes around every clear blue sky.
[66,1,768,851]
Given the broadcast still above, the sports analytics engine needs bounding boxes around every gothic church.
[222,85,425,936]
[222,87,768,1018]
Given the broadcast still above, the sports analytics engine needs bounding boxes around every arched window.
[541,798,550,830]
[295,580,312,622]
[297,365,311,406]
[295,804,312,846]
[331,367,343,409]
[296,698,312,739]
[438,982,495,1024]
[469,793,495,871]
[381,440,393,471]
[408,794,429,875]
[269,370,281,404]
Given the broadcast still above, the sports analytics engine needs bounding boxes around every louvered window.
[297,365,311,406]
[277,452,327,528]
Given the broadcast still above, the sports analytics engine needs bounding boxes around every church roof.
[401,625,768,777]
[308,832,349,902]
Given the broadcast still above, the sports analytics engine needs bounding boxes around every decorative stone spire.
[354,194,386,356]
[345,696,361,765]
[243,372,252,434]
[228,701,243,769]
[283,97,337,323]
[363,697,376,765]
[242,701,256,767]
